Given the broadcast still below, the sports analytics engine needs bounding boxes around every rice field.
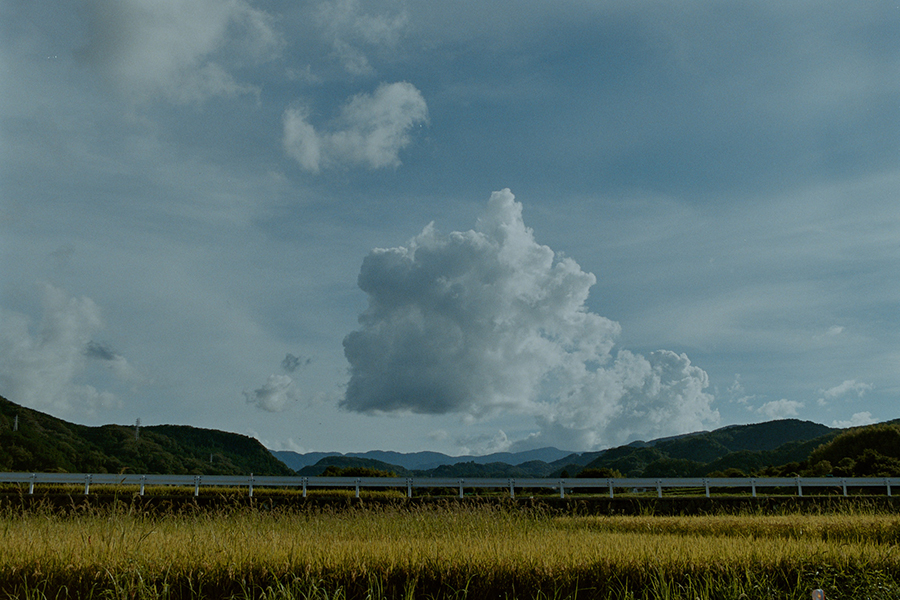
[1,500,898,599]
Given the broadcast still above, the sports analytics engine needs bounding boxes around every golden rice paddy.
[0,499,897,599]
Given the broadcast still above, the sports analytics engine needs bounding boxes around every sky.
[1,0,898,456]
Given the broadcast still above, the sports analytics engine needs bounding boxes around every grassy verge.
[0,502,897,599]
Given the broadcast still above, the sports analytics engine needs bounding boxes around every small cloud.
[283,106,321,172]
[278,438,309,453]
[316,0,408,76]
[285,65,321,84]
[81,0,279,103]
[814,326,846,345]
[75,384,122,411]
[428,429,450,443]
[283,81,428,172]
[281,353,311,373]
[455,430,511,456]
[85,340,118,361]
[0,283,130,416]
[85,340,143,383]
[821,379,873,400]
[728,374,744,396]
[728,373,755,406]
[757,399,804,420]
[814,325,846,344]
[244,374,298,413]
[248,431,308,453]
[832,412,876,428]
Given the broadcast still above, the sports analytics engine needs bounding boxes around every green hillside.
[0,395,293,476]
[574,419,900,478]
[574,419,838,477]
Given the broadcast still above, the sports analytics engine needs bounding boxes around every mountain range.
[272,447,574,471]
[278,419,846,478]
[1,393,898,479]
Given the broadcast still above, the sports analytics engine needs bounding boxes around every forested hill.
[567,419,900,478]
[570,419,839,477]
[0,395,293,475]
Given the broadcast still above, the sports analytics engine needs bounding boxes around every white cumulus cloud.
[283,81,427,172]
[341,189,719,450]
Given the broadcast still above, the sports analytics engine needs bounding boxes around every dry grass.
[0,502,897,599]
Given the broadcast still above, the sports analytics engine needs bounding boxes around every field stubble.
[0,500,898,600]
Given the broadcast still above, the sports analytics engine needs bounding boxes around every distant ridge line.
[271,447,575,471]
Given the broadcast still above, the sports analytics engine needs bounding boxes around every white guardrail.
[0,473,897,499]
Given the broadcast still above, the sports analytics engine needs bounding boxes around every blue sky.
[1,0,898,455]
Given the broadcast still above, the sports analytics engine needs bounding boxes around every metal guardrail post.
[886,478,892,497]
[509,479,515,499]
[355,479,360,498]
[608,478,614,498]
[797,477,803,497]
[248,473,254,498]
[28,473,35,495]
[194,475,201,497]
[559,480,565,499]
[407,478,412,498]
[84,474,91,495]
[704,479,710,498]
[458,479,464,499]
[841,479,847,497]
[656,480,662,498]
[302,477,307,498]
[140,475,146,496]
[751,478,756,498]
